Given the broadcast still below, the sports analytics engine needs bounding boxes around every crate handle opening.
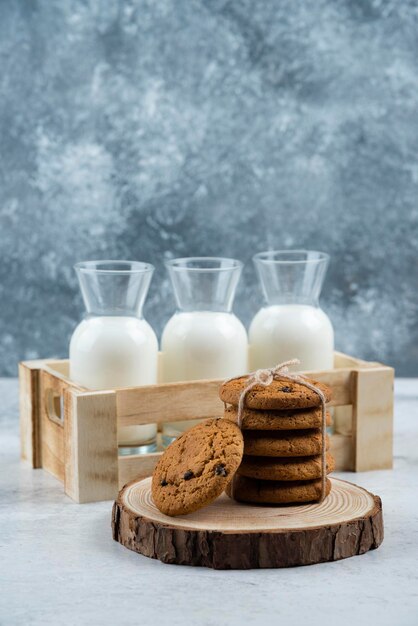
[45,389,64,427]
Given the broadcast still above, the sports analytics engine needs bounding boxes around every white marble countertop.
[1,378,418,626]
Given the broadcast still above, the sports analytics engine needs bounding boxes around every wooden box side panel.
[39,370,67,482]
[19,362,42,468]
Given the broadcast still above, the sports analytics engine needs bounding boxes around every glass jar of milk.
[70,260,158,455]
[249,250,334,371]
[161,257,248,445]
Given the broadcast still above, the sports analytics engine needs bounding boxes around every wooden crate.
[19,352,394,503]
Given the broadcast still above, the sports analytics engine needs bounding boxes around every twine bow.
[227,359,328,503]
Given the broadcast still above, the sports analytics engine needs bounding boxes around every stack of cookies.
[220,375,334,505]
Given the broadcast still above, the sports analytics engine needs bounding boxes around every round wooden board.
[112,477,383,569]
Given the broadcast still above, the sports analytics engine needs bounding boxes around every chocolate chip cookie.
[238,453,335,481]
[152,418,244,516]
[243,428,329,457]
[227,475,332,504]
[220,376,331,410]
[224,405,332,430]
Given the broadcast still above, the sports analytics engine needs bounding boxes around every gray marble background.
[1,0,417,376]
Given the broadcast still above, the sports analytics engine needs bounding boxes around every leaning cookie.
[243,429,329,457]
[220,376,331,410]
[238,453,335,481]
[151,418,243,516]
[224,405,332,431]
[227,475,332,504]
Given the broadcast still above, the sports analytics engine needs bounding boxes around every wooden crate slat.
[118,452,161,489]
[116,379,224,426]
[333,351,385,370]
[119,433,355,487]
[330,433,354,471]
[353,367,394,471]
[332,405,353,436]
[333,352,365,369]
[298,368,353,407]
[45,360,70,378]
[116,368,353,426]
[64,390,119,503]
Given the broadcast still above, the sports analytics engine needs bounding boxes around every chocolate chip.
[281,386,293,393]
[215,464,227,477]
[160,479,168,487]
[183,470,194,480]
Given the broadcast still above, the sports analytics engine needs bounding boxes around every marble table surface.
[1,378,417,626]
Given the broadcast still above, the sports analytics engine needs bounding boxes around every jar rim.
[253,250,330,265]
[165,256,243,272]
[74,260,154,274]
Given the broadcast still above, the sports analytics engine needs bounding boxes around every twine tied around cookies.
[226,359,328,503]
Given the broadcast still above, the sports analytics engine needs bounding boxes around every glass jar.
[161,257,248,446]
[69,260,158,454]
[249,250,334,371]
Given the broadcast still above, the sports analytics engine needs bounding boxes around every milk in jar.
[69,261,158,454]
[249,251,334,371]
[161,257,248,444]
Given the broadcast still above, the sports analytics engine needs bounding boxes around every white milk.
[161,311,248,436]
[249,304,334,371]
[70,316,158,447]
